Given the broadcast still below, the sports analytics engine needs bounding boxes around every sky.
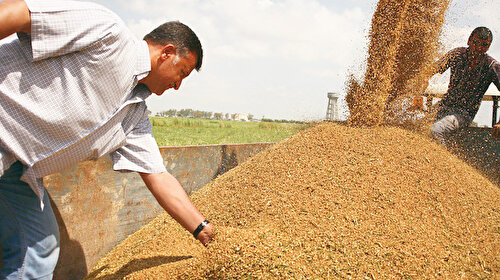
[6,0,500,126]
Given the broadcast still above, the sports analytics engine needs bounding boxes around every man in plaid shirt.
[0,0,214,278]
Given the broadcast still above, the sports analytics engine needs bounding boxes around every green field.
[150,117,310,147]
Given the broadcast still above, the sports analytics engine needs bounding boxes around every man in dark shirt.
[429,27,500,143]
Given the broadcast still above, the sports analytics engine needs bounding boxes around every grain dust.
[346,0,449,127]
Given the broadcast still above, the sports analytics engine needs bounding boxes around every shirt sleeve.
[0,146,16,179]
[435,48,463,74]
[490,59,500,91]
[110,108,167,174]
[23,0,125,61]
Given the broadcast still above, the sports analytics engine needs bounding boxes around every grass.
[150,117,310,147]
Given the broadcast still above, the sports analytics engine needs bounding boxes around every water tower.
[325,92,339,121]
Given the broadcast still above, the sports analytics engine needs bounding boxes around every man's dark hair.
[144,21,203,71]
[470,26,493,42]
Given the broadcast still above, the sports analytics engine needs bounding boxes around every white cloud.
[114,0,372,120]
[125,0,368,63]
[94,0,498,124]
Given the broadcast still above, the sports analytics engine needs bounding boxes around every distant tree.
[156,109,176,117]
[203,111,213,119]
[156,111,168,117]
[178,108,193,118]
[225,113,229,120]
[231,113,237,120]
[193,110,204,119]
[165,109,177,117]
[214,112,223,120]
[248,114,254,120]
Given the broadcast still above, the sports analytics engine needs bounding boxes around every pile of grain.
[86,122,499,279]
[346,0,449,127]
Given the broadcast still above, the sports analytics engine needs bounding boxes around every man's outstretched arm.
[139,171,214,246]
[0,0,30,40]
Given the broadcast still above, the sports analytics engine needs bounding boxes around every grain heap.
[346,0,449,127]
[85,0,499,278]
[87,122,499,279]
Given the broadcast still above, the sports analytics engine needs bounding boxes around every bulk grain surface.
[84,1,499,278]
[86,122,500,280]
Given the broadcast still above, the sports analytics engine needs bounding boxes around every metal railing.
[423,92,499,127]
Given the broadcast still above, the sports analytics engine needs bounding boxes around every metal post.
[326,92,339,121]
[326,98,332,120]
[493,96,499,127]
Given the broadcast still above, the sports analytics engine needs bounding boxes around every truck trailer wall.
[44,143,274,279]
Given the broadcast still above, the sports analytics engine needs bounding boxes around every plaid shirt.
[0,0,166,209]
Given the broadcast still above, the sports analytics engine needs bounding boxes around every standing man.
[429,26,500,143]
[0,0,214,279]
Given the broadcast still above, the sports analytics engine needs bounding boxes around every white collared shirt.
[0,0,166,208]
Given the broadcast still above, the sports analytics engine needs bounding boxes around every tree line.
[155,109,254,121]
[153,109,308,124]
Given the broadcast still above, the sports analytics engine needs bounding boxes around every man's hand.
[197,223,214,246]
[139,172,214,246]
[493,122,500,139]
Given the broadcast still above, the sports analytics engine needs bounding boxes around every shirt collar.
[133,84,152,100]
[135,40,151,80]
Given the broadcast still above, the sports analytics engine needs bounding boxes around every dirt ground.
[86,122,499,279]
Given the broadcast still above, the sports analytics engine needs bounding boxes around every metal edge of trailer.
[43,142,274,279]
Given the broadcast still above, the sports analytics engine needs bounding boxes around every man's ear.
[161,44,176,60]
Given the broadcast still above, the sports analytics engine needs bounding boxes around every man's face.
[149,47,197,95]
[468,33,491,57]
